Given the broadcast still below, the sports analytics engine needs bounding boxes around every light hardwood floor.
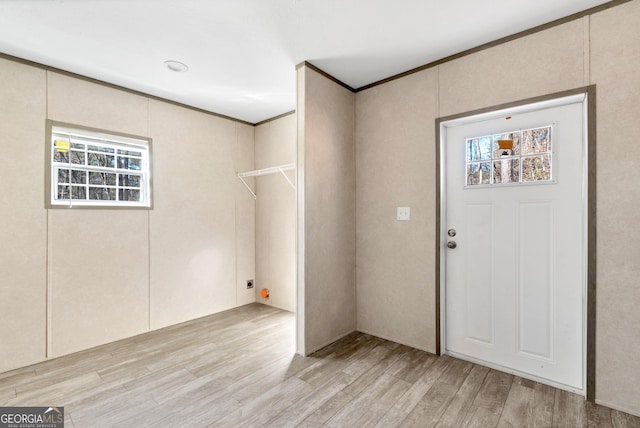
[1,303,638,427]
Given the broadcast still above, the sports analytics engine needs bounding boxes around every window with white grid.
[465,125,553,187]
[47,122,152,208]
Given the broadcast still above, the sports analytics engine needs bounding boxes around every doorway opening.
[436,87,596,400]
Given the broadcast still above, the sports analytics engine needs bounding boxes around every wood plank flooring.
[1,303,638,427]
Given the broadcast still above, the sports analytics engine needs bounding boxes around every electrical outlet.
[397,206,410,221]
[246,279,254,289]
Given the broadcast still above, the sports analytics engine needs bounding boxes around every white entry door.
[443,96,586,392]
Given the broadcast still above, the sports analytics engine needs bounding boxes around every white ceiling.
[0,0,611,124]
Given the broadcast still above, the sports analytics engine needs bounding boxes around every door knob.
[447,241,457,249]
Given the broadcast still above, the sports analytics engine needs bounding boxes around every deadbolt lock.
[447,229,456,237]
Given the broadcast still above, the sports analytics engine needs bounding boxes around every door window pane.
[466,136,493,161]
[465,125,553,187]
[493,159,520,183]
[522,155,551,182]
[467,162,491,185]
[493,132,521,156]
[522,126,552,154]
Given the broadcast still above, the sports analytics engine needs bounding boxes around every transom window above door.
[465,125,553,187]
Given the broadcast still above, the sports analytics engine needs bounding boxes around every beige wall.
[355,69,438,352]
[298,65,356,354]
[0,61,255,371]
[255,113,296,312]
[296,67,307,355]
[235,123,257,308]
[590,1,640,415]
[437,19,586,117]
[355,2,640,416]
[149,101,240,329]
[0,58,47,371]
[46,72,151,357]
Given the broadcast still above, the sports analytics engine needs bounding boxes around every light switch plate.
[397,206,410,221]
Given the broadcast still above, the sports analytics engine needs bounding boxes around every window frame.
[45,120,153,209]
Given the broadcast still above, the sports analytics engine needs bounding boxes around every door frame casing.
[434,86,596,401]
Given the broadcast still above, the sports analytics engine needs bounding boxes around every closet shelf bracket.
[237,163,296,199]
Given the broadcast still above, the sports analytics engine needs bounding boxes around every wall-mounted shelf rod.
[237,163,296,199]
